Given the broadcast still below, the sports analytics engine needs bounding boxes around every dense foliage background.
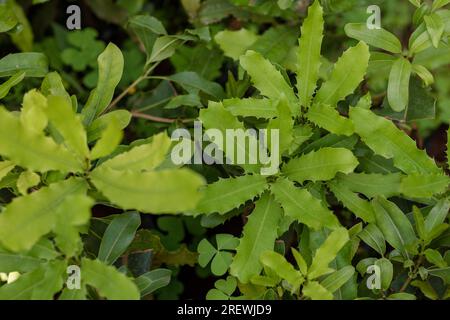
[0,0,449,300]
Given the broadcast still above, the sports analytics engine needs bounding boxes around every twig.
[399,255,424,293]
[131,111,194,124]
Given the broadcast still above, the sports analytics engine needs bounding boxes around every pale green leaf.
[90,119,123,160]
[260,251,304,290]
[425,199,450,234]
[320,266,355,293]
[222,98,278,119]
[0,160,15,182]
[135,269,172,297]
[349,107,442,175]
[90,166,204,214]
[400,174,450,198]
[17,170,40,195]
[303,281,333,300]
[358,224,386,255]
[102,132,171,171]
[195,174,269,214]
[344,23,402,53]
[283,147,359,183]
[0,178,87,252]
[214,29,259,60]
[314,42,369,107]
[308,227,349,279]
[230,193,283,283]
[82,258,140,300]
[271,177,340,230]
[307,104,354,136]
[0,71,25,99]
[424,13,445,48]
[297,0,324,108]
[82,43,124,125]
[0,53,48,77]
[388,57,412,112]
[334,172,402,198]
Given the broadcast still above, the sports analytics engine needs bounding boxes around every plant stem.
[131,110,194,124]
[399,255,424,293]
[104,62,161,114]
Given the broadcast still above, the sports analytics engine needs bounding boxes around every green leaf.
[344,23,402,53]
[283,147,359,183]
[432,0,450,11]
[82,258,140,300]
[168,72,225,99]
[240,50,297,113]
[375,258,393,290]
[17,170,40,195]
[128,15,167,61]
[411,280,439,299]
[149,35,193,64]
[82,43,124,125]
[102,132,171,171]
[135,269,172,297]
[307,104,354,136]
[195,175,269,214]
[320,266,355,293]
[412,64,434,86]
[308,227,349,279]
[8,0,33,52]
[372,197,417,258]
[271,177,340,230]
[349,107,441,175]
[303,281,333,300]
[424,249,447,268]
[0,1,18,33]
[260,251,304,290]
[425,199,450,234]
[0,53,48,77]
[0,261,66,300]
[98,212,141,265]
[0,71,25,99]
[90,166,204,214]
[0,160,15,182]
[214,28,258,60]
[400,174,450,198]
[87,109,131,143]
[0,252,42,273]
[90,119,123,160]
[424,13,445,48]
[387,293,417,300]
[335,172,402,198]
[267,96,294,155]
[328,180,376,223]
[230,193,283,283]
[387,57,412,112]
[358,224,386,255]
[297,0,324,108]
[428,267,450,284]
[314,42,369,107]
[46,95,89,160]
[222,98,278,119]
[0,178,88,252]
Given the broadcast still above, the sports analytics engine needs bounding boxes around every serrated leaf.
[102,132,171,171]
[0,178,87,252]
[328,180,376,223]
[91,166,204,214]
[271,177,340,230]
[344,23,402,53]
[283,147,359,183]
[195,175,268,214]
[349,107,441,175]
[400,174,450,198]
[230,193,283,283]
[307,104,354,136]
[335,172,402,198]
[82,258,140,300]
[358,224,386,255]
[372,197,417,258]
[240,50,297,113]
[0,106,83,173]
[388,57,412,112]
[0,252,42,273]
[297,0,324,108]
[222,98,278,119]
[314,42,369,107]
[82,43,124,125]
[98,212,141,265]
[308,228,349,279]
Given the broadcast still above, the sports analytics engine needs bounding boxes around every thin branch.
[399,255,424,293]
[131,110,194,124]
